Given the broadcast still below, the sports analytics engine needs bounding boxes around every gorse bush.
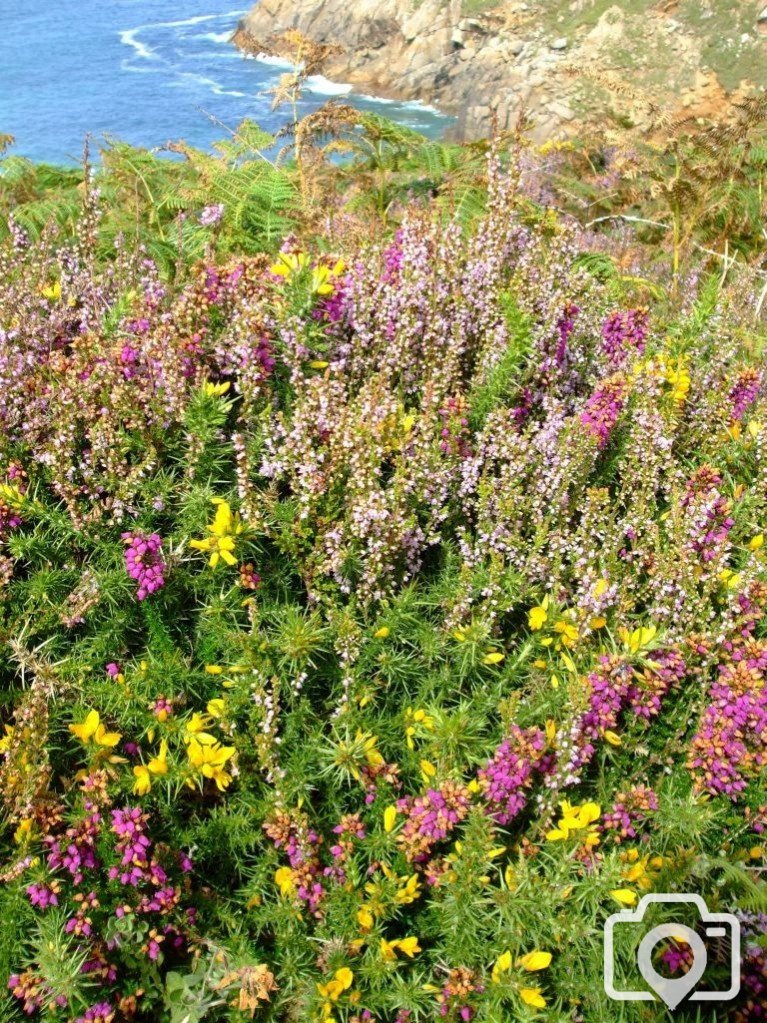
[0,124,767,1023]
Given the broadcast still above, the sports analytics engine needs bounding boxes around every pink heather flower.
[580,375,628,448]
[681,466,735,564]
[199,203,225,227]
[478,725,547,825]
[602,785,659,842]
[559,651,682,787]
[152,696,174,720]
[122,531,166,600]
[689,644,767,798]
[25,883,58,910]
[396,781,471,862]
[44,809,101,883]
[660,942,693,976]
[119,344,140,380]
[76,1001,115,1023]
[381,233,404,284]
[555,301,580,366]
[602,308,648,366]
[728,368,762,423]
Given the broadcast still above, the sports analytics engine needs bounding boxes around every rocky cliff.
[232,1,767,141]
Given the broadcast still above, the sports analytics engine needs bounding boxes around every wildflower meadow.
[1,111,767,1023]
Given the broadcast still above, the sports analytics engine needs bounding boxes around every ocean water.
[0,0,449,165]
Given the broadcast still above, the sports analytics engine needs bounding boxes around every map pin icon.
[637,923,707,1010]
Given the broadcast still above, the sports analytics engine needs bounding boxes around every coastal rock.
[549,100,575,121]
[232,0,758,142]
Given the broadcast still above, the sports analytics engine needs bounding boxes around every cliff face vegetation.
[234,0,767,139]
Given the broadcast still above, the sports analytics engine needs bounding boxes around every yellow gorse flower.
[270,252,345,296]
[316,966,354,1003]
[133,740,170,795]
[0,724,14,753]
[274,866,295,897]
[519,987,547,1008]
[528,605,548,630]
[69,710,121,749]
[189,498,244,568]
[483,650,505,665]
[186,733,235,790]
[546,801,601,844]
[517,951,552,972]
[394,873,421,905]
[662,356,691,405]
[203,380,231,397]
[619,624,657,653]
[492,949,552,984]
[380,937,421,961]
[610,888,638,907]
[383,805,398,833]
[356,905,374,929]
[207,698,225,718]
[270,252,309,278]
[404,706,434,748]
[311,260,345,296]
[491,949,512,983]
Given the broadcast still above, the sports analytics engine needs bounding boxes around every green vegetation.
[0,91,766,1023]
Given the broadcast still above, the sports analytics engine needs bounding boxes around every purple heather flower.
[728,368,762,423]
[121,531,166,600]
[26,883,58,910]
[602,308,648,366]
[580,375,628,448]
[478,725,547,825]
[199,203,225,227]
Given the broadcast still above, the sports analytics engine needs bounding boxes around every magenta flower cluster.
[602,307,649,366]
[689,642,767,797]
[10,796,194,1017]
[580,374,628,448]
[728,368,762,422]
[396,781,471,862]
[602,785,659,842]
[478,725,548,825]
[681,466,735,564]
[122,530,166,600]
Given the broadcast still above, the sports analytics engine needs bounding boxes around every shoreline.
[231,0,766,144]
[234,35,446,119]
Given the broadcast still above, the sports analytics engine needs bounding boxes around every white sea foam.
[152,10,248,30]
[252,53,295,70]
[305,74,353,97]
[196,31,233,44]
[118,28,157,61]
[171,71,220,89]
[167,71,245,99]
[121,59,154,74]
[356,93,440,115]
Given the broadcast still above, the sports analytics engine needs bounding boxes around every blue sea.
[0,0,449,165]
